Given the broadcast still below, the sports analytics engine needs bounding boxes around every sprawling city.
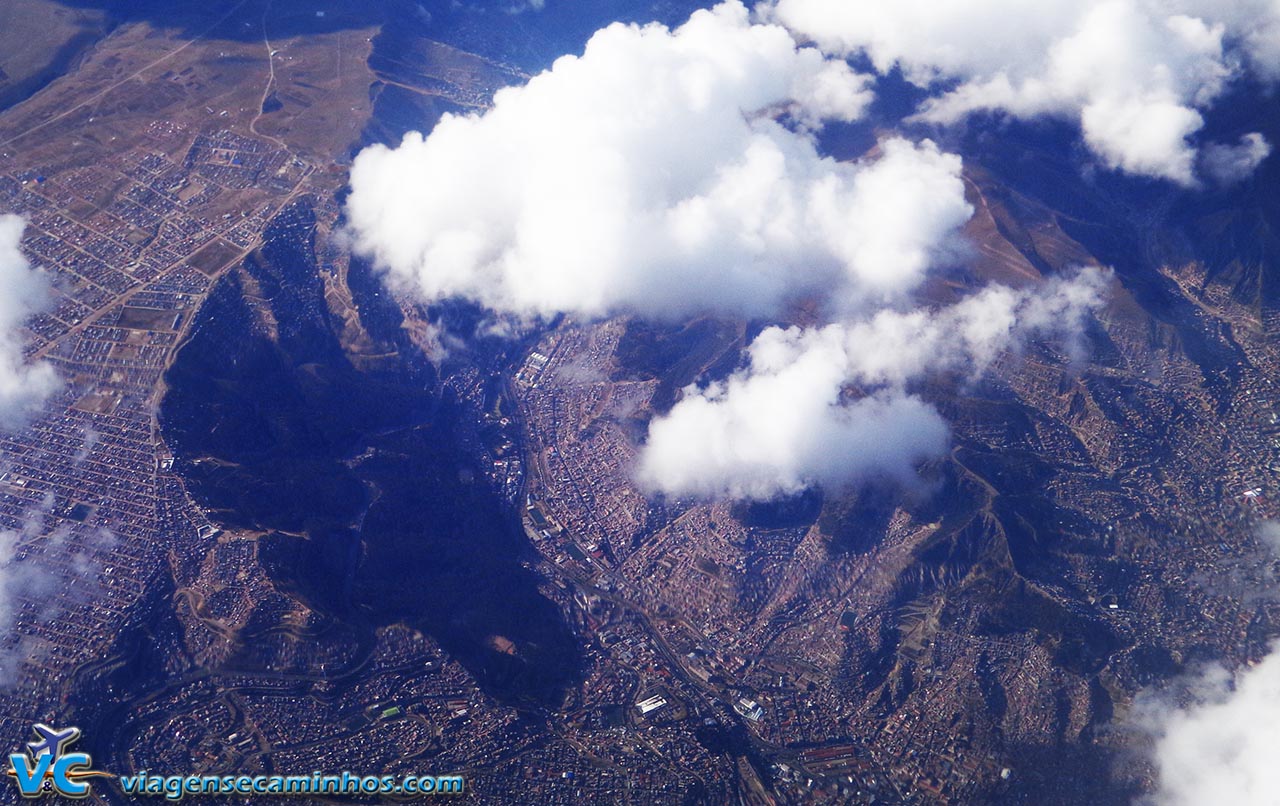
[1,0,1280,804]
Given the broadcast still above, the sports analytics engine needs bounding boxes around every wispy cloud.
[0,214,60,429]
[1137,521,1280,805]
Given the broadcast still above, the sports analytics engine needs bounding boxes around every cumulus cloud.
[636,268,1109,500]
[344,2,987,321]
[635,338,950,501]
[0,215,59,429]
[768,0,1278,184]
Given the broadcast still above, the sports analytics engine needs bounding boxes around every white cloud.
[0,495,55,687]
[0,525,48,687]
[1201,132,1273,184]
[1142,651,1280,806]
[1139,520,1280,805]
[0,501,114,687]
[1176,0,1280,81]
[504,0,546,13]
[348,1,1113,501]
[647,388,950,502]
[636,268,1109,500]
[0,530,24,686]
[0,215,59,429]
[768,0,1279,184]
[344,2,987,322]
[1259,520,1280,554]
[634,330,950,500]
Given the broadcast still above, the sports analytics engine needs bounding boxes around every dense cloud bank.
[769,0,1279,184]
[347,1,1113,500]
[349,2,951,320]
[0,215,59,429]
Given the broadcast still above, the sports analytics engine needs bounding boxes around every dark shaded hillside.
[160,199,580,707]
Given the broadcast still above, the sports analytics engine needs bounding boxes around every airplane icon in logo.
[26,725,80,761]
[8,723,111,798]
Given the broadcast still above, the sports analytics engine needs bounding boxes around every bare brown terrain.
[1,2,1279,805]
